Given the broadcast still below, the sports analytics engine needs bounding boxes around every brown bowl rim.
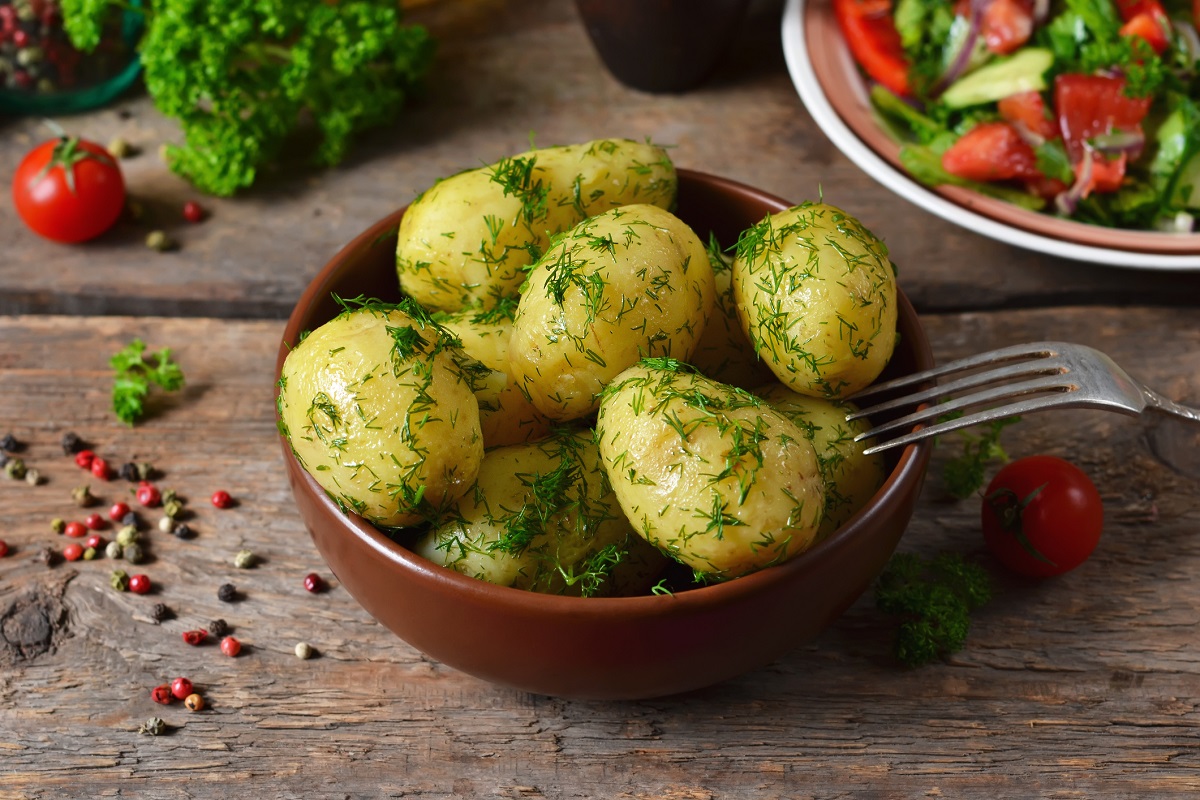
[276,167,934,619]
[799,0,1200,257]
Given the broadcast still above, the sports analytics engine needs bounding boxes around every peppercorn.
[0,540,8,558]
[138,717,166,736]
[84,533,103,549]
[303,573,325,594]
[36,546,58,566]
[116,525,139,547]
[90,457,111,481]
[119,461,139,482]
[74,450,95,469]
[183,693,204,712]
[182,200,206,224]
[294,642,314,660]
[150,603,172,622]
[63,543,83,562]
[136,483,161,507]
[24,468,40,486]
[150,685,173,705]
[107,136,134,159]
[123,543,145,565]
[217,583,237,602]
[0,453,6,469]
[170,677,193,700]
[207,618,229,637]
[136,463,155,481]
[121,511,138,528]
[129,574,151,594]
[110,570,129,591]
[163,499,183,519]
[172,523,193,539]
[211,490,233,509]
[50,518,65,534]
[64,521,87,538]
[105,541,123,560]
[0,433,20,452]
[145,230,176,252]
[233,549,255,569]
[60,431,83,455]
[82,547,97,561]
[220,636,241,657]
[84,513,105,531]
[182,629,207,646]
[109,501,130,521]
[157,516,174,534]
[4,458,26,480]
[71,485,96,507]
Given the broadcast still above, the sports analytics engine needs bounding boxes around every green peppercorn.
[138,717,166,736]
[295,642,314,660]
[136,463,155,481]
[163,499,183,519]
[71,485,96,507]
[107,137,135,159]
[145,230,176,252]
[105,541,123,560]
[123,542,145,565]
[51,518,65,534]
[82,547,97,561]
[233,549,256,569]
[116,526,139,547]
[110,570,129,591]
[4,458,26,480]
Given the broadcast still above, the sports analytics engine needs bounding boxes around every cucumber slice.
[940,48,1054,109]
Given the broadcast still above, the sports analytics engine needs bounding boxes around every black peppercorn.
[119,461,139,482]
[173,523,193,539]
[60,431,83,455]
[1,433,21,452]
[208,618,229,637]
[217,583,237,602]
[0,453,6,469]
[122,511,139,528]
[150,603,173,622]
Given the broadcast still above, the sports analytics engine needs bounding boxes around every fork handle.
[1144,388,1200,424]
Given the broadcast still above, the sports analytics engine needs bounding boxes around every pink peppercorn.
[63,543,84,562]
[109,501,130,521]
[90,457,111,480]
[151,684,173,705]
[303,573,325,593]
[170,677,193,700]
[84,513,105,530]
[128,574,151,594]
[74,450,95,469]
[64,521,87,538]
[220,636,241,657]
[210,490,233,509]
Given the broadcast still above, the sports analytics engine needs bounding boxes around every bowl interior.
[277,168,935,697]
[797,0,1200,258]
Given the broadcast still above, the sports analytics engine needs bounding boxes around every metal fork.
[847,341,1200,455]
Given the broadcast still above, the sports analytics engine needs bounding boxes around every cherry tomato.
[942,121,1042,182]
[981,455,1104,578]
[997,91,1059,142]
[833,0,911,97]
[979,0,1034,54]
[1054,73,1151,194]
[11,136,125,244]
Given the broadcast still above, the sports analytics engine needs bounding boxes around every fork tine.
[853,374,1074,443]
[847,358,1066,421]
[848,341,1064,401]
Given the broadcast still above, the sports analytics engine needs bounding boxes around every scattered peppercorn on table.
[2,1,1200,797]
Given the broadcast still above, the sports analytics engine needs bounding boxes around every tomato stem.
[985,483,1057,566]
[33,136,117,196]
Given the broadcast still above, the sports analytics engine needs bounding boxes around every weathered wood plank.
[0,307,1198,797]
[0,0,1197,321]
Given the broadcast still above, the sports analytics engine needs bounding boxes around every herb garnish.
[940,415,1022,499]
[110,339,186,426]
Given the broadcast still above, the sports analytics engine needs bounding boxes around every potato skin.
[510,204,715,421]
[437,304,553,448]
[733,202,897,398]
[277,304,483,527]
[396,138,676,312]
[414,431,666,596]
[756,385,886,539]
[596,362,824,581]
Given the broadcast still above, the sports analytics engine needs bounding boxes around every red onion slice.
[1055,149,1094,216]
[931,0,991,96]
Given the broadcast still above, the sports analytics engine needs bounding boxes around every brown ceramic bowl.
[782,0,1200,269]
[277,169,934,700]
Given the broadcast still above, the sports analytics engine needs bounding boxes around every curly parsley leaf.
[940,414,1022,499]
[110,339,186,426]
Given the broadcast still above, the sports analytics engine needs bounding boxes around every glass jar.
[0,0,142,115]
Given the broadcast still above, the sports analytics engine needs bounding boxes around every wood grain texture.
[1,307,1198,798]
[1,0,1198,321]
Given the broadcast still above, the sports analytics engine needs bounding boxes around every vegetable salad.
[834,0,1200,232]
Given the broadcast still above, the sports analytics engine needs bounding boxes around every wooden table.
[3,1,1200,796]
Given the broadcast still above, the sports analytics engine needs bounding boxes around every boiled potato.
[596,362,825,581]
[688,233,774,390]
[510,204,715,421]
[437,303,553,447]
[414,430,666,596]
[277,302,483,527]
[396,138,676,312]
[756,385,886,539]
[732,202,897,398]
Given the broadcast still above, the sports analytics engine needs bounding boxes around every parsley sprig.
[940,415,1021,499]
[110,339,186,426]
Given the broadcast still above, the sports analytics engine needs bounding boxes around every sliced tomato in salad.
[980,0,1035,54]
[1054,73,1152,193]
[942,121,1042,182]
[998,90,1059,141]
[1114,0,1171,54]
[834,0,911,97]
